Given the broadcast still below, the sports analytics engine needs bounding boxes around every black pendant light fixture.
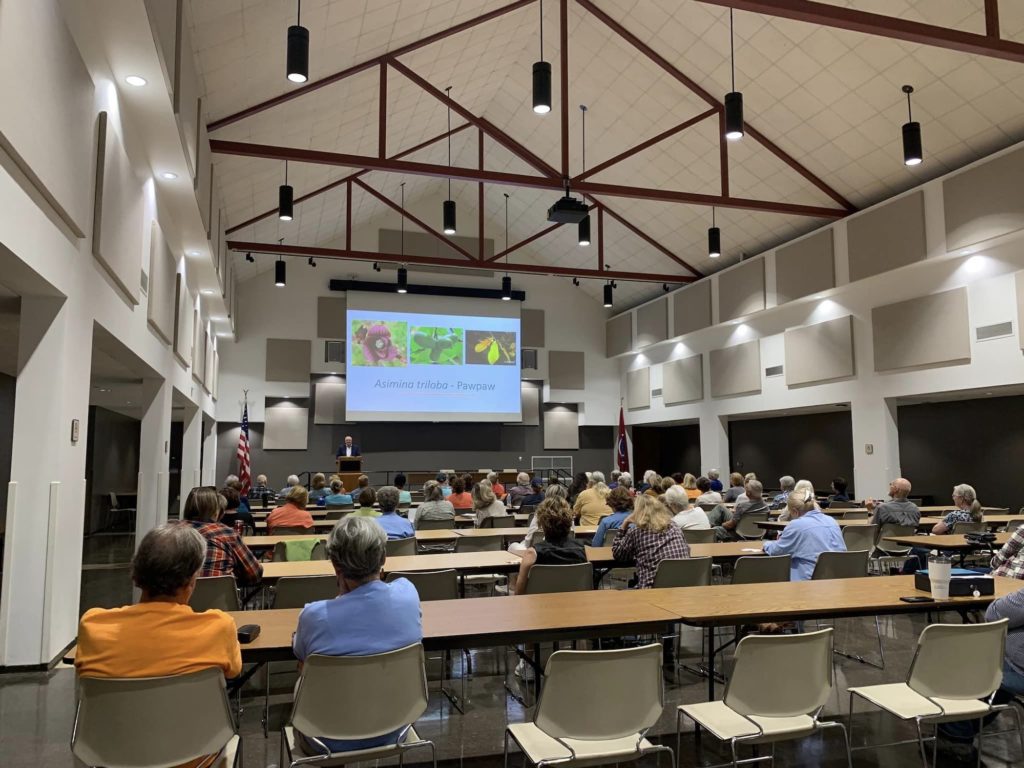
[442,86,457,235]
[578,105,591,246]
[286,0,309,84]
[274,238,286,286]
[397,266,408,294]
[724,9,743,141]
[533,0,551,114]
[502,193,513,300]
[279,160,293,221]
[901,84,922,166]
[708,207,721,259]
[398,182,408,294]
[603,282,613,308]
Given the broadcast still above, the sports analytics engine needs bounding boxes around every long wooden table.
[758,515,1021,533]
[882,532,1010,551]
[585,541,765,567]
[242,530,457,550]
[253,520,338,532]
[453,525,597,539]
[259,551,524,584]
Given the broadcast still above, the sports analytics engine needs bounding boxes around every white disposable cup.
[929,558,952,600]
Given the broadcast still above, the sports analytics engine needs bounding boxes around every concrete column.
[850,395,901,500]
[136,377,171,541]
[699,413,730,478]
[201,414,217,485]
[179,400,202,516]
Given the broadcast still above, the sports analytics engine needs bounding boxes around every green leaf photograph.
[465,330,517,366]
[410,327,463,365]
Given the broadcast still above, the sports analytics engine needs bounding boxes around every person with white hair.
[486,471,506,497]
[472,481,507,527]
[778,479,817,522]
[764,486,845,581]
[507,471,533,505]
[770,475,796,510]
[866,477,920,527]
[665,485,710,530]
[639,469,657,493]
[250,473,270,499]
[278,473,301,497]
[618,472,634,496]
[716,478,769,541]
[707,469,723,493]
[608,469,622,489]
[572,472,612,526]
[292,517,421,753]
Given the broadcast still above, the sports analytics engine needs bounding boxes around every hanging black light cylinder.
[397,266,408,294]
[603,283,613,307]
[279,183,294,221]
[443,199,456,235]
[708,226,721,258]
[724,92,744,140]
[501,275,512,300]
[902,121,922,166]
[578,214,591,246]
[274,258,286,286]
[287,24,309,83]
[533,61,552,114]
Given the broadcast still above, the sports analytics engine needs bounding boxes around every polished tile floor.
[1,611,1021,767]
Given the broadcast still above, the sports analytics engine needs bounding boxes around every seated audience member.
[308,472,329,502]
[694,476,723,505]
[608,469,622,489]
[218,486,254,532]
[770,475,796,510]
[681,473,700,500]
[520,477,546,507]
[514,497,587,594]
[278,473,301,497]
[182,486,263,585]
[76,524,242,684]
[567,471,589,505]
[823,476,850,507]
[707,469,723,493]
[932,483,983,534]
[447,476,473,510]
[716,479,769,541]
[374,486,414,540]
[473,481,507,527]
[267,486,315,532]
[351,488,379,516]
[644,474,662,498]
[764,487,846,580]
[638,469,657,493]
[617,472,635,496]
[660,476,676,494]
[591,487,635,546]
[436,472,452,497]
[865,477,920,526]
[514,484,571,550]
[487,471,506,498]
[414,481,455,526]
[292,517,421,755]
[250,473,271,500]
[778,479,818,522]
[324,479,353,507]
[992,523,1024,578]
[671,472,685,484]
[573,475,613,526]
[393,473,413,505]
[665,485,711,530]
[506,472,533,505]
[723,472,746,503]
[224,475,251,516]
[356,474,372,493]
[612,495,691,589]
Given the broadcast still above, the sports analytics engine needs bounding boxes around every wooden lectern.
[336,456,362,472]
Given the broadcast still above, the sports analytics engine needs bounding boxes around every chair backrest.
[455,535,500,553]
[1005,518,1024,533]
[602,529,620,550]
[951,520,986,534]
[385,537,417,557]
[682,528,716,545]
[698,502,718,511]
[828,500,857,509]
[72,668,235,768]
[524,562,594,594]
[386,569,459,601]
[325,502,354,511]
[324,508,349,520]
[735,511,768,538]
[841,524,878,553]
[520,504,537,518]
[731,555,791,585]
[398,501,410,510]
[416,517,455,530]
[535,644,663,741]
[290,644,428,742]
[908,620,1008,701]
[274,575,339,608]
[272,525,314,535]
[811,550,869,580]
[189,576,239,612]
[652,557,712,588]
[907,498,923,506]
[841,510,869,520]
[875,523,918,554]
[725,629,833,718]
[479,515,514,529]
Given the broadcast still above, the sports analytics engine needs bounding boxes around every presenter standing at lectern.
[336,435,361,459]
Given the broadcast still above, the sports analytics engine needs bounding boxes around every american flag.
[237,402,251,496]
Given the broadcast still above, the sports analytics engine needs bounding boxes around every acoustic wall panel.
[265,338,312,382]
[203,333,214,392]
[872,288,971,372]
[635,297,668,349]
[673,280,712,336]
[211,349,219,400]
[784,315,855,386]
[313,381,346,424]
[543,405,579,449]
[173,13,199,175]
[1017,271,1024,353]
[146,220,177,344]
[522,309,546,347]
[606,312,632,357]
[626,366,651,410]
[775,230,835,304]
[848,191,926,282]
[264,401,309,450]
[717,258,766,322]
[662,355,703,405]
[191,307,204,383]
[945,148,1024,253]
[172,272,192,366]
[549,351,585,390]
[521,382,541,426]
[93,112,144,305]
[144,0,177,92]
[710,341,761,398]
[317,297,346,339]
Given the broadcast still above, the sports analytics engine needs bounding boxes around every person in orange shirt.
[487,471,507,498]
[447,476,473,509]
[266,485,315,532]
[681,473,701,500]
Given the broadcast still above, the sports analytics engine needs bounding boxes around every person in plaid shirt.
[612,494,690,588]
[992,525,1024,579]
[182,486,263,586]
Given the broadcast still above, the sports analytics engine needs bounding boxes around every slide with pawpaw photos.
[344,293,522,422]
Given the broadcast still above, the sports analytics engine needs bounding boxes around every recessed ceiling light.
[201,289,215,295]
[188,250,201,257]
[217,332,231,338]
[160,171,178,180]
[125,75,147,87]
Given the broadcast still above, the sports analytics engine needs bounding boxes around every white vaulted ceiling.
[188,0,1024,309]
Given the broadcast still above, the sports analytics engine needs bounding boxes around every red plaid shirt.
[183,521,263,586]
[612,524,691,588]
[992,526,1024,580]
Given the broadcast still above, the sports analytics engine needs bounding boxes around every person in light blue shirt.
[374,486,414,540]
[323,479,353,507]
[590,487,634,546]
[437,472,453,497]
[769,475,796,510]
[764,486,846,581]
[292,516,422,755]
[394,473,413,505]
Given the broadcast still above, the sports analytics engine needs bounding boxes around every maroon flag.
[616,406,629,473]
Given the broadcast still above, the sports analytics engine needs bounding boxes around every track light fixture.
[578,105,592,246]
[501,193,512,300]
[397,266,408,294]
[373,261,380,272]
[279,160,293,221]
[724,9,744,141]
[603,282,614,308]
[245,252,255,263]
[708,207,721,259]
[901,84,922,166]
[307,256,316,267]
[286,0,309,83]
[442,86,457,234]
[533,0,551,114]
[572,277,580,287]
[663,283,670,292]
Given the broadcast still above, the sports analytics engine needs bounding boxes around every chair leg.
[914,718,929,767]
[676,709,682,768]
[1011,702,1024,759]
[263,663,271,738]
[931,722,938,767]
[847,690,855,749]
[976,717,984,768]
[504,730,511,768]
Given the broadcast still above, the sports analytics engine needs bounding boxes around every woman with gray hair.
[374,485,414,540]
[473,480,507,527]
[931,483,984,534]
[292,516,422,753]
[665,485,711,529]
[506,471,533,505]
[413,480,455,527]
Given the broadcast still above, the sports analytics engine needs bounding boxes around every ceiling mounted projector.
[547,194,589,224]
